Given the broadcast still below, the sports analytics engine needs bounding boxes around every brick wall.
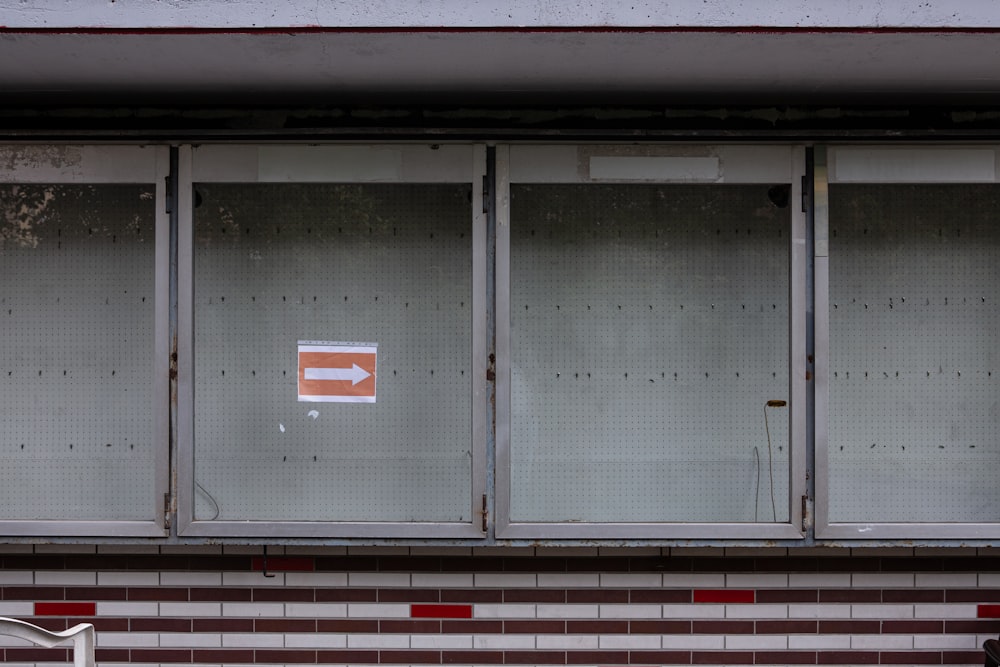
[0,546,996,666]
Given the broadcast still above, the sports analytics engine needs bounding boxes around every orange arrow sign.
[298,342,377,403]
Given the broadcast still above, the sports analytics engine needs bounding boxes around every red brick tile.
[253,588,314,602]
[128,587,189,601]
[819,589,880,603]
[980,604,1000,618]
[692,620,754,634]
[318,619,379,633]
[94,648,129,662]
[441,588,503,603]
[412,603,472,619]
[380,620,442,633]
[192,618,254,632]
[882,589,943,603]
[504,650,566,664]
[505,558,566,573]
[256,649,318,663]
[5,648,69,662]
[81,617,128,632]
[250,556,315,571]
[567,589,628,603]
[755,651,817,664]
[631,650,692,664]
[819,620,881,634]
[630,589,692,603]
[192,649,253,662]
[190,586,251,601]
[879,651,942,664]
[65,586,126,600]
[443,619,502,633]
[818,651,879,664]
[34,602,95,616]
[314,556,377,572]
[3,587,64,600]
[693,589,754,603]
[131,649,193,662]
[566,651,628,664]
[131,618,192,632]
[380,650,442,664]
[882,620,943,634]
[945,619,1000,633]
[505,589,566,603]
[505,620,566,634]
[947,589,1000,602]
[255,619,317,632]
[943,651,986,664]
[756,620,817,634]
[693,651,752,664]
[316,587,377,602]
[756,589,818,603]
[443,650,503,664]
[630,620,692,634]
[318,650,378,663]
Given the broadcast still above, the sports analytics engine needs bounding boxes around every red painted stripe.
[693,589,755,604]
[411,604,473,619]
[34,602,96,616]
[978,604,1000,618]
[250,557,315,572]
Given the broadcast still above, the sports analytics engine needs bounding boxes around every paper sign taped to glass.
[297,341,377,403]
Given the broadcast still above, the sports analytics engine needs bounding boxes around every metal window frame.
[815,144,1000,540]
[495,144,808,539]
[0,144,170,537]
[176,144,488,538]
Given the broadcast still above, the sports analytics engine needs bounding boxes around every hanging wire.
[763,399,788,522]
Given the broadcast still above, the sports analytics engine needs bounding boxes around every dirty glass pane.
[510,184,790,523]
[193,184,472,522]
[828,184,1000,523]
[0,184,156,520]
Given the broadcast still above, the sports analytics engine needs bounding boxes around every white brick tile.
[662,604,724,619]
[96,632,160,648]
[788,634,851,650]
[159,572,222,586]
[538,573,600,588]
[598,547,661,556]
[285,633,349,649]
[537,635,598,650]
[160,633,222,648]
[850,634,913,650]
[158,602,222,617]
[851,604,913,619]
[284,572,348,587]
[537,604,598,619]
[410,634,473,650]
[913,634,979,650]
[787,604,846,619]
[35,545,96,553]
[348,572,410,587]
[473,635,536,650]
[222,572,285,587]
[342,625,406,648]
[915,573,978,588]
[726,573,788,588]
[346,603,408,618]
[0,572,33,584]
[222,633,285,648]
[96,602,159,616]
[411,573,474,588]
[787,573,851,588]
[222,602,284,617]
[661,573,724,588]
[725,603,787,619]
[35,571,96,585]
[473,573,536,587]
[599,573,662,588]
[286,603,348,618]
[914,603,978,619]
[598,604,661,619]
[473,604,536,619]
[98,571,160,586]
[980,573,1000,587]
[661,635,725,650]
[598,635,660,650]
[851,573,914,588]
[725,635,788,650]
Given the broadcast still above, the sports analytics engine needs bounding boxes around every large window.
[816,146,1000,539]
[496,146,807,539]
[0,145,169,536]
[177,145,487,537]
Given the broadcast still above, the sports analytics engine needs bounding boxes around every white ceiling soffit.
[1,30,1000,102]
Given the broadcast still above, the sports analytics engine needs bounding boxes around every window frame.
[495,144,808,539]
[175,143,489,538]
[0,144,170,537]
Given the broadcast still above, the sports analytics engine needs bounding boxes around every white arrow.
[304,364,371,385]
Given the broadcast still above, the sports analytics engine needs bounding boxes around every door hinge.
[164,493,172,530]
[479,493,488,532]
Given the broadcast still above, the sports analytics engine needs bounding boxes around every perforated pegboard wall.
[193,183,472,522]
[828,184,1000,523]
[509,184,790,523]
[0,185,156,520]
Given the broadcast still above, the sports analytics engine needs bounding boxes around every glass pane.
[193,183,472,522]
[828,184,1000,523]
[510,184,790,523]
[0,184,156,520]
